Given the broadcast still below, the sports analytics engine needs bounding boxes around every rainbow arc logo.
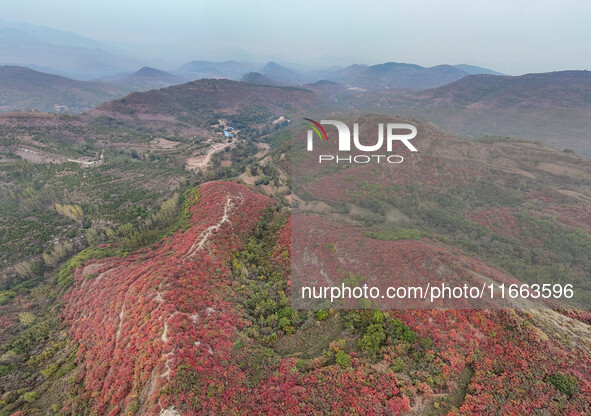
[303,118,328,142]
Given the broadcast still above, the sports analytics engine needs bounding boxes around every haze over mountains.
[192,60,504,90]
[0,18,504,85]
[0,18,514,112]
[1,19,590,155]
[175,60,261,81]
[0,19,145,80]
[0,59,504,113]
[100,66,188,91]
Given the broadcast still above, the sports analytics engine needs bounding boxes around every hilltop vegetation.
[92,79,317,124]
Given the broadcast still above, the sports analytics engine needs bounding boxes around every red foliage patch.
[62,182,272,415]
[61,182,591,415]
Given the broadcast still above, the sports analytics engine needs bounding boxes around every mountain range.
[0,60,507,114]
[0,65,125,113]
[0,18,504,88]
[220,60,503,90]
[369,70,591,109]
[0,65,189,113]
[1,57,590,156]
[351,70,591,155]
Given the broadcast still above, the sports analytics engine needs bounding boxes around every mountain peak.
[239,71,278,85]
[122,67,185,89]
[262,61,283,70]
[260,62,304,84]
[130,66,174,79]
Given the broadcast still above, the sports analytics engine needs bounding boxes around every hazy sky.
[2,0,590,74]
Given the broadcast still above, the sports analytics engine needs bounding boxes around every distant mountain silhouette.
[260,61,306,85]
[175,60,260,80]
[239,72,279,86]
[337,62,468,90]
[116,67,187,90]
[371,70,591,108]
[453,64,505,76]
[174,60,505,90]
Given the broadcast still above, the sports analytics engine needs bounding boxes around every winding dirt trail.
[185,141,232,171]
